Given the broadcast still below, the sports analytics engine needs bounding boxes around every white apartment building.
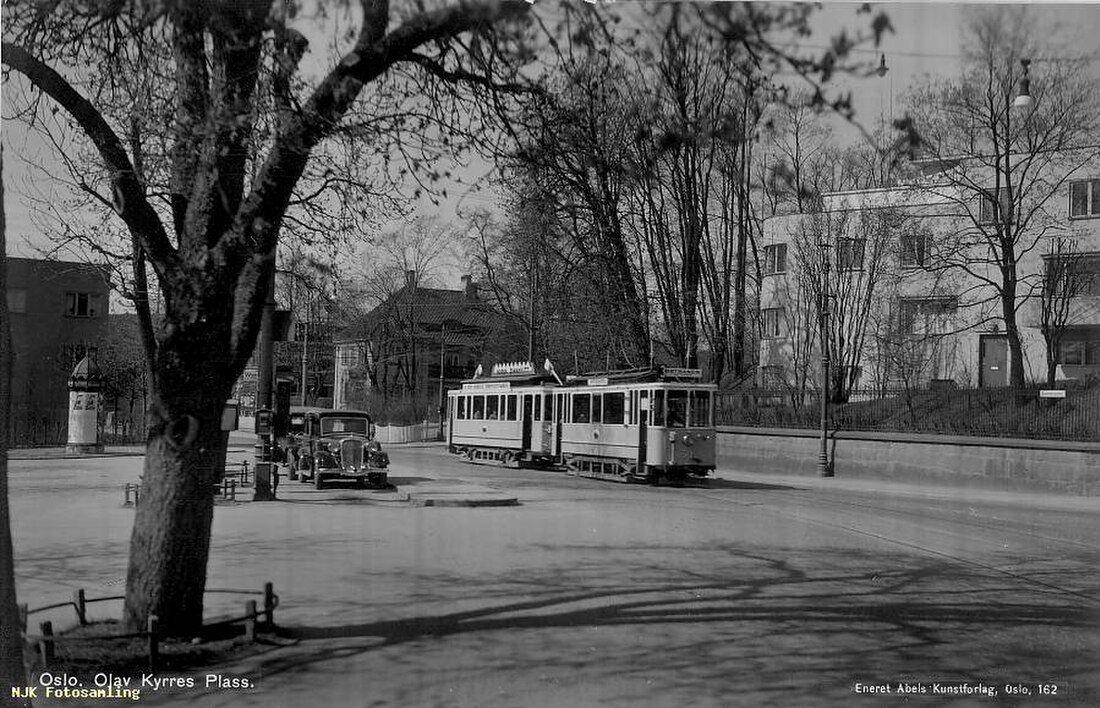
[756,153,1100,392]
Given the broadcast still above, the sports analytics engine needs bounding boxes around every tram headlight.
[680,433,695,447]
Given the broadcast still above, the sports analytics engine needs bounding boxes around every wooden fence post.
[74,588,87,625]
[147,615,159,672]
[244,601,257,642]
[263,582,275,627]
[39,621,55,666]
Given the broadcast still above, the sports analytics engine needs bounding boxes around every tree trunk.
[1,153,28,699]
[1001,277,1026,388]
[123,326,234,636]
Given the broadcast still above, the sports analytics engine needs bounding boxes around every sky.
[3,2,1100,263]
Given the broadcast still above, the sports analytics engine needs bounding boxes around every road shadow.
[243,543,1099,705]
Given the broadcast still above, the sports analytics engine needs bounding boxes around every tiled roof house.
[333,272,524,418]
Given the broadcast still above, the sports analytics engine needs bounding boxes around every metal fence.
[717,385,1100,442]
[9,416,147,448]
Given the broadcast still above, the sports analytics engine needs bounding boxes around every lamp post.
[817,237,834,478]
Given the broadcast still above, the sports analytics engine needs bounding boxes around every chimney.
[461,274,477,300]
[405,270,416,289]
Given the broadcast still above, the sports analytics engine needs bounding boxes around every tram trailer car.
[447,363,717,483]
[447,362,560,467]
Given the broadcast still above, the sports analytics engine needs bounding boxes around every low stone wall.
[717,426,1100,496]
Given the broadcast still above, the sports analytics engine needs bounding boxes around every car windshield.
[320,417,369,436]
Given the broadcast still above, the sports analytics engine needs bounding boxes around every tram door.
[636,390,649,473]
[541,393,554,454]
[522,394,533,452]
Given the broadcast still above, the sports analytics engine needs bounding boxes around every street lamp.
[817,236,834,478]
[1013,58,1033,109]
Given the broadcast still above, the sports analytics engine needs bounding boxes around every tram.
[447,362,717,483]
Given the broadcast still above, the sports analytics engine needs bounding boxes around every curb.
[407,494,519,508]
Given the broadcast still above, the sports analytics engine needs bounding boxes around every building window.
[760,365,785,388]
[979,187,1011,225]
[1057,340,1097,366]
[836,238,865,271]
[1069,179,1100,218]
[761,307,784,338]
[6,288,27,313]
[65,291,100,318]
[763,244,787,275]
[1046,254,1100,297]
[899,231,930,268]
[898,297,956,334]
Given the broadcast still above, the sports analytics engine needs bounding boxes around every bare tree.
[905,5,1100,387]
[3,0,534,635]
[788,207,903,401]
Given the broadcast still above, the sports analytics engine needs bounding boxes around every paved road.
[9,445,1100,707]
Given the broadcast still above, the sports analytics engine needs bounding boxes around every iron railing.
[717,384,1100,442]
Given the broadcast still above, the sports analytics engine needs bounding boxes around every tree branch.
[2,42,180,280]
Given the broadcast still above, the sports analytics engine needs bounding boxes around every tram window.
[486,395,499,420]
[456,397,466,420]
[472,395,485,419]
[667,390,688,428]
[691,391,711,427]
[533,394,541,421]
[544,394,553,420]
[591,394,602,423]
[652,390,665,426]
[556,394,564,422]
[603,392,625,424]
[572,393,590,423]
[506,395,518,421]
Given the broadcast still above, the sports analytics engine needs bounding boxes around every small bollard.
[147,615,159,672]
[263,582,275,627]
[229,479,237,502]
[74,588,87,625]
[39,621,55,666]
[244,600,257,642]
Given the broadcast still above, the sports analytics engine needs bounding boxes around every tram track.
[669,483,1100,608]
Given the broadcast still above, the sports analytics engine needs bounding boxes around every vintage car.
[294,409,390,489]
[275,406,315,480]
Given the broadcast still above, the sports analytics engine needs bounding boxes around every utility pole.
[253,258,277,501]
[438,323,446,441]
[300,291,309,407]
